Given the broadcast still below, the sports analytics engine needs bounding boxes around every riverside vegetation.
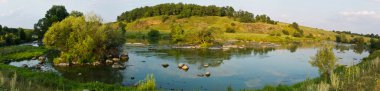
[0,3,380,91]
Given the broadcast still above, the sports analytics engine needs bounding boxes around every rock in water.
[203,64,209,67]
[106,59,113,64]
[22,64,28,68]
[112,63,121,69]
[205,72,211,77]
[181,65,189,70]
[162,64,169,68]
[112,58,120,62]
[121,54,129,60]
[178,63,185,68]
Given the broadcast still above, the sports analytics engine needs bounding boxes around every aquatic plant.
[137,74,156,91]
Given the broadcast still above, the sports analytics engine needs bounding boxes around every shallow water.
[9,43,369,90]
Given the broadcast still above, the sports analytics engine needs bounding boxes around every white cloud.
[339,10,380,22]
[0,0,7,4]
[340,11,376,16]
[369,0,380,2]
[0,10,14,17]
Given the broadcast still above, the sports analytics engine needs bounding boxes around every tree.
[147,29,160,44]
[290,22,300,30]
[170,24,185,43]
[44,15,125,64]
[198,27,217,44]
[34,5,69,41]
[70,10,84,17]
[310,47,337,80]
[117,3,276,24]
[18,28,26,41]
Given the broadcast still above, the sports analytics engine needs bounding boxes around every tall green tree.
[44,15,125,64]
[34,5,69,41]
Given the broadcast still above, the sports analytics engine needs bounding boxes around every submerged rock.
[162,64,169,68]
[112,63,126,69]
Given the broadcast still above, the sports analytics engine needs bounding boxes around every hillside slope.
[119,16,340,42]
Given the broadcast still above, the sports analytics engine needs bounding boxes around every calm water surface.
[10,43,369,90]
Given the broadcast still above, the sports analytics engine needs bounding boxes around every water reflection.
[7,42,371,90]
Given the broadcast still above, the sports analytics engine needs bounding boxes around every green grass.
[245,49,380,91]
[0,64,136,91]
[118,16,347,44]
[0,45,48,63]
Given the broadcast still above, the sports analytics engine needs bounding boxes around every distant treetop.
[117,3,277,24]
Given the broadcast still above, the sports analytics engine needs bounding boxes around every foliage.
[309,47,337,80]
[43,15,126,64]
[197,27,217,44]
[225,27,236,33]
[170,24,185,43]
[69,10,84,17]
[0,45,48,63]
[34,5,69,41]
[0,64,134,91]
[117,3,276,24]
[290,22,304,37]
[350,36,365,45]
[137,74,156,91]
[370,38,380,50]
[147,29,160,44]
[0,25,34,46]
[336,34,350,43]
[282,30,289,35]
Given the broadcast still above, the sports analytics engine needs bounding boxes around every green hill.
[115,3,371,45]
[117,16,339,42]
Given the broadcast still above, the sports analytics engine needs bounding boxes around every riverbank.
[0,45,48,63]
[246,50,380,91]
[0,63,134,91]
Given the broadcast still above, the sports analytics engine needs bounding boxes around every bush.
[147,29,160,44]
[282,30,290,35]
[225,27,235,33]
[43,15,126,64]
[161,15,169,22]
[293,32,302,37]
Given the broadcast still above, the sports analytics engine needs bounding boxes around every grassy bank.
[0,64,135,91]
[0,46,48,63]
[116,16,372,45]
[245,50,380,91]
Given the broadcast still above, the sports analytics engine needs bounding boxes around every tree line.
[0,25,34,46]
[117,3,277,24]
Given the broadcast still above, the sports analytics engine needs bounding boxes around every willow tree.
[310,47,337,81]
[43,15,125,64]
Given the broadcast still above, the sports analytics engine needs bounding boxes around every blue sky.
[0,0,379,34]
